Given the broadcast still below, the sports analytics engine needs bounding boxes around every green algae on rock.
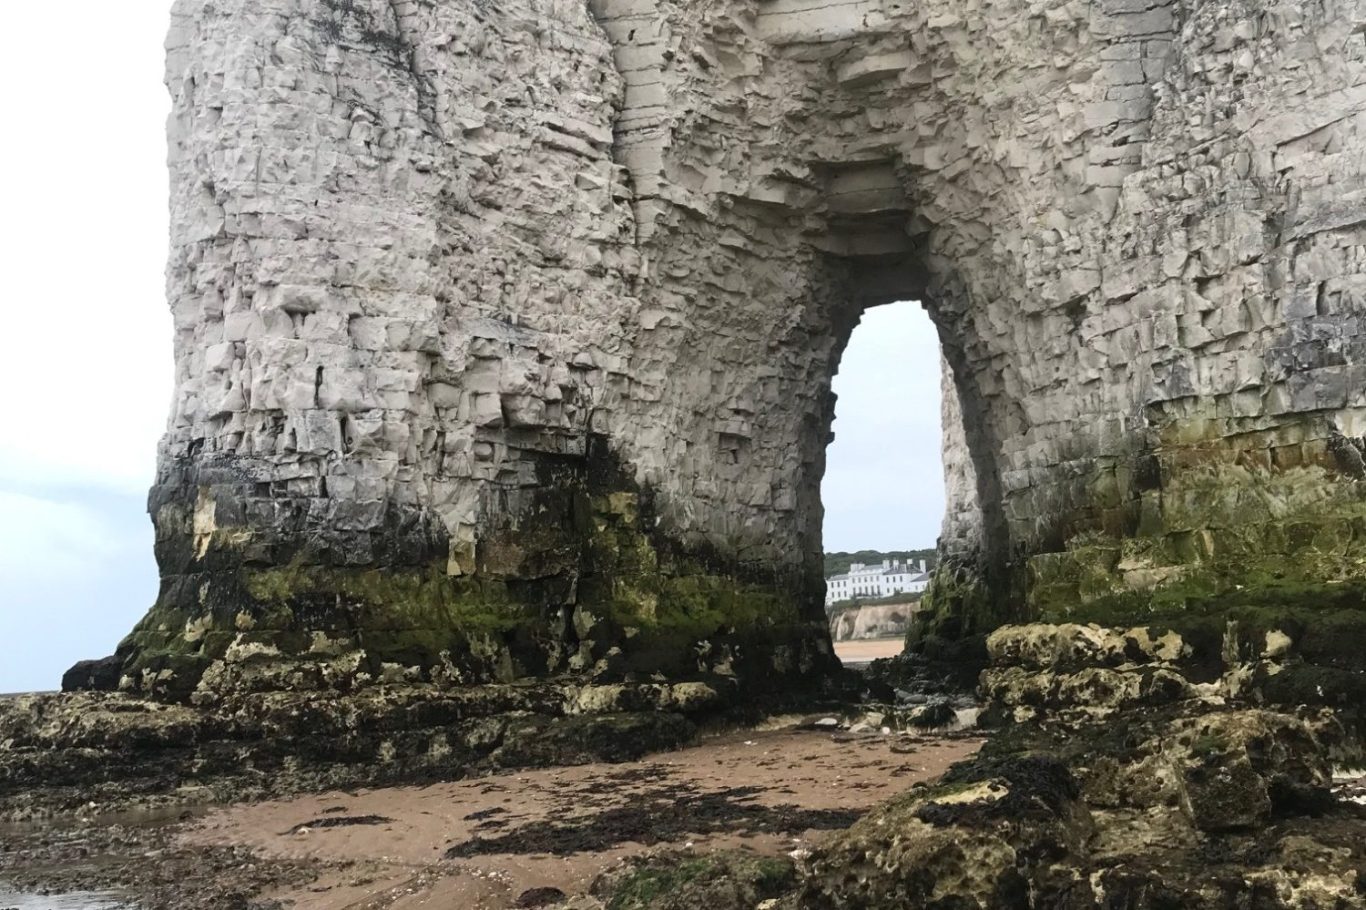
[622,623,1366,910]
[95,441,838,706]
[0,682,717,820]
[593,852,797,910]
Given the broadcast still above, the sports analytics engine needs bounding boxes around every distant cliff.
[830,601,922,642]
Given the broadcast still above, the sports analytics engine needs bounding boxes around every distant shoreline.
[832,637,905,665]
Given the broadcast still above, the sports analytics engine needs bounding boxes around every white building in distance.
[825,559,931,606]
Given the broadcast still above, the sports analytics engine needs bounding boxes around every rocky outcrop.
[797,709,1363,909]
[592,851,798,910]
[597,623,1366,909]
[794,624,1366,908]
[980,594,1366,740]
[0,681,720,818]
[65,0,1359,700]
[60,656,122,694]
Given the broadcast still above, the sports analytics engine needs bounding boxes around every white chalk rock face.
[112,0,1366,699]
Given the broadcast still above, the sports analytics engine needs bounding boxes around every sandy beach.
[0,722,982,910]
[184,724,980,910]
[832,637,905,665]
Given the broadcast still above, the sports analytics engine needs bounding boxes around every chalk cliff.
[108,0,1366,699]
[830,603,916,642]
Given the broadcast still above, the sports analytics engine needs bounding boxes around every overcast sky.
[0,2,943,694]
[0,2,172,695]
[823,304,945,553]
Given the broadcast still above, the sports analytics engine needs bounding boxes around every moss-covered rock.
[917,437,1366,681]
[798,754,1089,909]
[96,442,839,706]
[592,851,796,910]
[796,629,1365,908]
[0,681,723,819]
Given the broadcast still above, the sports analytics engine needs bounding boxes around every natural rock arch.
[112,0,1366,700]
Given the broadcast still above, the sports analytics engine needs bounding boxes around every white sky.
[0,2,944,693]
[823,304,946,553]
[0,3,173,693]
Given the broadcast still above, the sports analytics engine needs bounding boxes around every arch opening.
[820,301,944,651]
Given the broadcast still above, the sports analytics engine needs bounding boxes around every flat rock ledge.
[596,622,1366,910]
[0,681,741,820]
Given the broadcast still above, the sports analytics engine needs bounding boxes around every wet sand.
[180,724,982,910]
[833,637,905,665]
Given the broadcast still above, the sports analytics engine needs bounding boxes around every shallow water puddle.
[1333,766,1366,805]
[0,889,131,910]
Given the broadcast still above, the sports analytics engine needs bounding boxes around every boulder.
[60,655,122,693]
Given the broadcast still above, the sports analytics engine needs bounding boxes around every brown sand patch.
[183,725,981,910]
[833,637,905,665]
